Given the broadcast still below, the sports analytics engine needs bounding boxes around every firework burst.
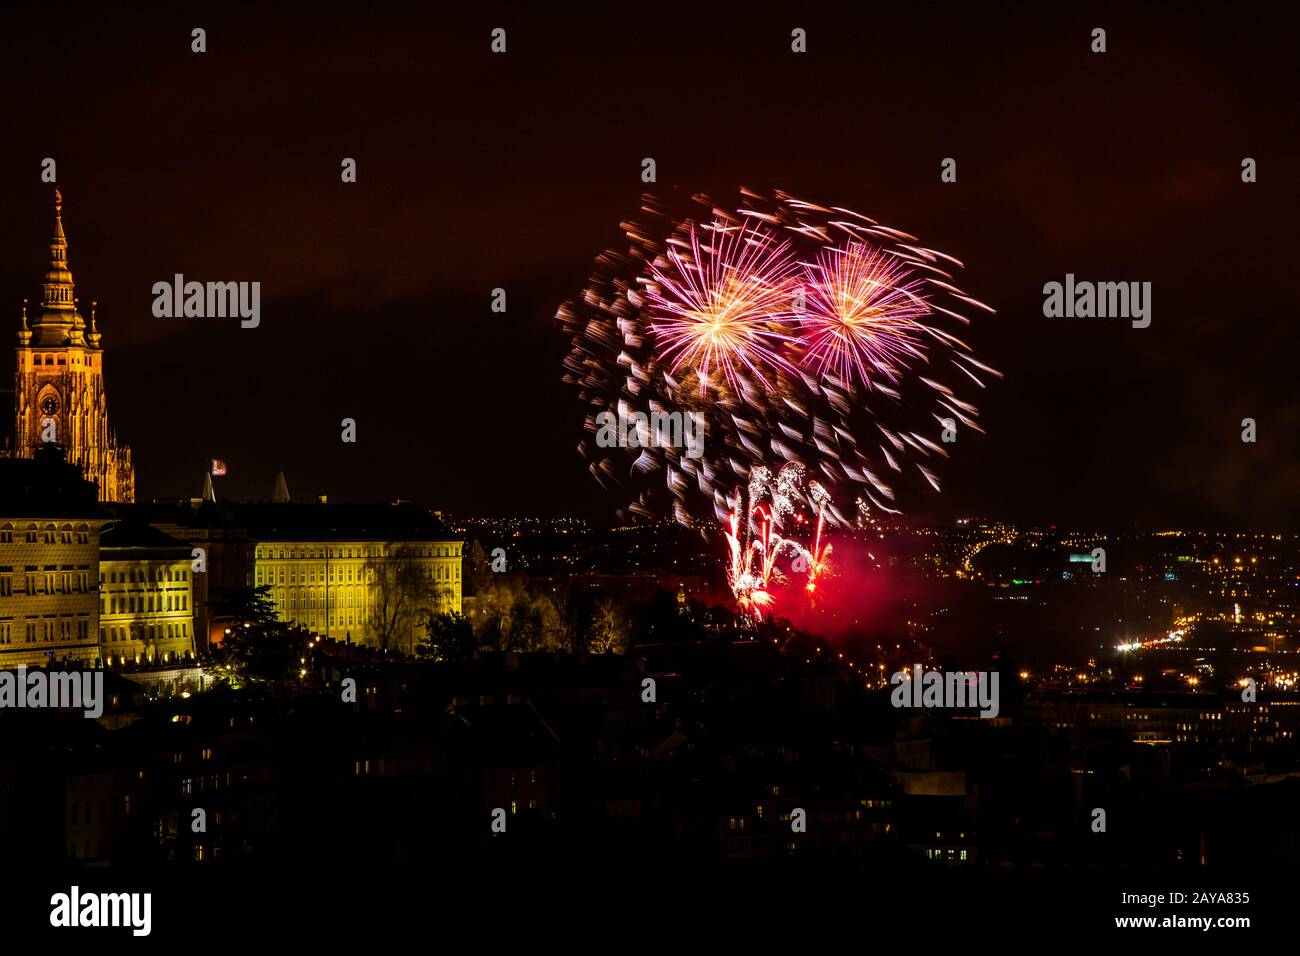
[646,219,798,393]
[796,241,930,389]
[558,189,998,620]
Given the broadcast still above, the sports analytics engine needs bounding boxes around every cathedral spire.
[17,298,31,346]
[42,188,76,310]
[273,468,291,503]
[15,191,134,503]
[87,299,101,347]
[29,188,87,346]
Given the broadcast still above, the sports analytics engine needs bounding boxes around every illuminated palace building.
[98,520,195,666]
[0,448,197,668]
[119,492,463,654]
[244,502,463,650]
[5,190,134,502]
[0,448,105,667]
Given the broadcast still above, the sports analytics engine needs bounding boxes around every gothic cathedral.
[11,190,134,501]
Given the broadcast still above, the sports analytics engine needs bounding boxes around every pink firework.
[646,220,798,393]
[724,463,832,622]
[558,188,1000,531]
[724,505,777,620]
[796,241,930,388]
[802,481,834,597]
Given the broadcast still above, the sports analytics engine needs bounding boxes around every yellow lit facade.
[0,518,103,667]
[98,522,196,666]
[253,538,462,647]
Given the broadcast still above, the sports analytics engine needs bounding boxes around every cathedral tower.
[13,190,134,502]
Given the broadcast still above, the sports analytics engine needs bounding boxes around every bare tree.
[586,598,629,654]
[365,544,436,652]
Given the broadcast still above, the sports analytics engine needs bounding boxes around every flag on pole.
[211,459,227,476]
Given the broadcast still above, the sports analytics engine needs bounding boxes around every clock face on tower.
[39,394,60,418]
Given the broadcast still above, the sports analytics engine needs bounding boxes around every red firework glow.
[723,464,833,621]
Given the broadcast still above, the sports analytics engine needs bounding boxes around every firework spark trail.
[722,464,831,620]
[646,220,799,393]
[803,480,834,597]
[558,189,998,618]
[797,242,931,389]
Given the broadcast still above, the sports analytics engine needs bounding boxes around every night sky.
[1,4,1296,527]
